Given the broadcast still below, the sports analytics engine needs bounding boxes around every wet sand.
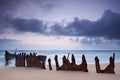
[0,63,120,80]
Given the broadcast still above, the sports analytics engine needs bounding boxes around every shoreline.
[1,61,120,68]
[0,63,120,80]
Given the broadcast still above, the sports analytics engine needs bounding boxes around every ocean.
[0,50,120,67]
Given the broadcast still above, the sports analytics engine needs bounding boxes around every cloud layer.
[0,10,120,40]
[50,10,120,39]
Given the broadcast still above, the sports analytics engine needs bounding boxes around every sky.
[0,0,120,50]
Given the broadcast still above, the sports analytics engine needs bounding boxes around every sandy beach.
[0,63,120,80]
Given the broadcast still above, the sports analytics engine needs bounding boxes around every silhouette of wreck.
[25,53,46,69]
[54,54,88,72]
[5,50,47,69]
[95,53,115,74]
[5,50,116,73]
[48,58,52,70]
[5,50,16,66]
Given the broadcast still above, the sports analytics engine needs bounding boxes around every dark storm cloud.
[12,18,46,33]
[0,0,55,34]
[92,10,120,39]
[0,11,47,34]
[0,9,120,40]
[50,10,120,39]
[0,12,13,34]
[0,0,53,33]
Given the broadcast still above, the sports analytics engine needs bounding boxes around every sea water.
[0,50,120,67]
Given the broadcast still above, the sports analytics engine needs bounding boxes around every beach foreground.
[0,63,120,80]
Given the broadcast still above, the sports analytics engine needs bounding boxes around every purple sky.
[0,0,120,50]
